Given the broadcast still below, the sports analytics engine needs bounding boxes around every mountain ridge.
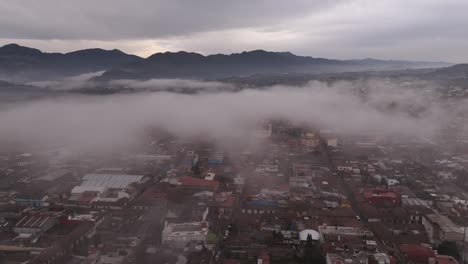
[0,43,143,81]
[0,43,454,82]
[98,49,452,81]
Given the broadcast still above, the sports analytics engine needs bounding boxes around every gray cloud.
[0,0,466,62]
[0,0,336,40]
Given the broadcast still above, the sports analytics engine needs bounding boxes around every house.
[176,176,220,192]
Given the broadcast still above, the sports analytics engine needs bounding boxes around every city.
[0,119,466,263]
[1,1,468,263]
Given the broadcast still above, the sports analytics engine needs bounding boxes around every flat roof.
[425,214,463,234]
[81,173,144,189]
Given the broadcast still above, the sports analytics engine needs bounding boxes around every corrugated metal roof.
[402,197,430,208]
[15,215,52,228]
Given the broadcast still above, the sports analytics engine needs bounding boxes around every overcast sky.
[0,0,466,62]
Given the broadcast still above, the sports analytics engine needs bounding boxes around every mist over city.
[0,1,468,264]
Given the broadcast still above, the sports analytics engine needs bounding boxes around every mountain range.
[0,44,142,81]
[0,44,452,82]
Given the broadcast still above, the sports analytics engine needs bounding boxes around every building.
[363,189,402,207]
[399,244,435,264]
[298,229,320,242]
[16,190,49,208]
[70,186,107,202]
[326,252,368,264]
[384,177,399,187]
[69,173,146,205]
[207,152,224,165]
[176,176,220,192]
[337,164,354,172]
[422,214,464,244]
[233,175,245,193]
[325,137,339,148]
[162,221,209,248]
[302,132,320,151]
[79,173,145,189]
[13,213,58,235]
[319,225,374,239]
[254,122,272,139]
[435,255,459,264]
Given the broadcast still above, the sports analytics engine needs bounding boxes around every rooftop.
[81,173,144,189]
[15,214,55,229]
[177,176,220,189]
[425,214,463,234]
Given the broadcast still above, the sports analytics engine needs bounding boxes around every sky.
[0,0,467,62]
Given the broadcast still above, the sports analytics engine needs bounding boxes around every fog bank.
[0,79,454,152]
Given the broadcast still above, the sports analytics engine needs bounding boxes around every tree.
[437,241,461,260]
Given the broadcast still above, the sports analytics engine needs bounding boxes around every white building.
[384,177,399,186]
[162,221,209,248]
[70,173,146,204]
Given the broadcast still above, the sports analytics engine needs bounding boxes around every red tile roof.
[400,244,435,264]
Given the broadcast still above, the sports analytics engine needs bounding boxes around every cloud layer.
[0,79,452,154]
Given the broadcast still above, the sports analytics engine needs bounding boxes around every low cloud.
[28,71,104,90]
[0,78,455,155]
[110,79,237,92]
